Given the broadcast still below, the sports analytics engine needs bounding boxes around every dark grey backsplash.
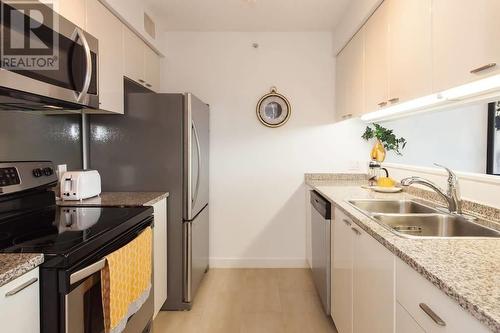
[0,111,82,169]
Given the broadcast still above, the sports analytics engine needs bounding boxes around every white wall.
[161,32,369,267]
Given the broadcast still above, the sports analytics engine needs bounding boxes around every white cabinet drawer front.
[396,259,489,333]
[0,268,40,333]
[396,301,425,333]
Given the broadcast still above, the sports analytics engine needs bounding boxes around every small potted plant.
[362,123,407,162]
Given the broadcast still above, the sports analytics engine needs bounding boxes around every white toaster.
[60,170,101,201]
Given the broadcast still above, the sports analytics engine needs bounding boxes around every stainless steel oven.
[0,162,154,333]
[39,218,154,333]
[0,1,99,110]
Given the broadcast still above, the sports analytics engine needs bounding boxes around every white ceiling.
[145,0,352,32]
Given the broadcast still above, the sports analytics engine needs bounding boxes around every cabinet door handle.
[5,277,38,297]
[342,219,352,226]
[341,113,353,119]
[351,226,361,235]
[378,101,387,107]
[419,303,446,327]
[470,63,496,74]
[388,97,400,103]
[146,83,152,88]
[138,79,146,83]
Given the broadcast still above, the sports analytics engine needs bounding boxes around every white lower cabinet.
[330,208,489,333]
[150,198,168,318]
[396,302,425,333]
[331,209,353,333]
[396,258,491,333]
[331,208,394,333]
[352,222,394,333]
[0,268,40,333]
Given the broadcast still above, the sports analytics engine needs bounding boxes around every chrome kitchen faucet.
[401,164,462,215]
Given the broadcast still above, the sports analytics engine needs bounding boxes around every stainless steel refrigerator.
[89,83,210,310]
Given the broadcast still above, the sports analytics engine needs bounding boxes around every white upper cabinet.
[335,48,348,121]
[144,46,161,92]
[388,0,433,105]
[432,0,500,92]
[336,29,365,120]
[364,1,389,113]
[123,27,146,86]
[123,27,161,92]
[54,0,86,29]
[86,0,124,114]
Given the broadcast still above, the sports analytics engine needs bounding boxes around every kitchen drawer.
[0,268,40,333]
[396,258,489,333]
[396,301,425,333]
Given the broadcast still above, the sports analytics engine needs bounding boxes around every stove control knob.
[32,168,43,178]
[43,167,54,176]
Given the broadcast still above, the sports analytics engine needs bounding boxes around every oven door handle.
[71,27,93,103]
[69,258,106,285]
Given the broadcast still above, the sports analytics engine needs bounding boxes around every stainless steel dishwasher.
[310,190,331,315]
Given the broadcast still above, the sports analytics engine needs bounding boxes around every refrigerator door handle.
[192,120,202,208]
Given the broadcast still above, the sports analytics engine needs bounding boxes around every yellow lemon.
[377,177,395,188]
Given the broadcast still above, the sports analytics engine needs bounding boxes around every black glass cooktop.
[0,204,153,267]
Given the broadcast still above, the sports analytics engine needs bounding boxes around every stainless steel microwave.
[0,1,99,111]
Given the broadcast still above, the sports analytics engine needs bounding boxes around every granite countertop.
[0,254,44,287]
[305,176,500,332]
[57,192,169,207]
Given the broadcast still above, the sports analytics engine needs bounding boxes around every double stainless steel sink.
[348,199,500,239]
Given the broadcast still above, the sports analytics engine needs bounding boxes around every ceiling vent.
[144,12,156,39]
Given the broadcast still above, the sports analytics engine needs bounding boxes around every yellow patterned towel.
[101,227,152,333]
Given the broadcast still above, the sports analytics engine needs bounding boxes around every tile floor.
[153,269,338,333]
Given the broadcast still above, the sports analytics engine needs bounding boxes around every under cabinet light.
[440,74,500,100]
[361,94,443,122]
[361,74,500,123]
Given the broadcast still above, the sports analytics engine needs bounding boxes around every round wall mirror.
[256,87,291,128]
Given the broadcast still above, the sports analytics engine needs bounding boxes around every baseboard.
[209,257,308,268]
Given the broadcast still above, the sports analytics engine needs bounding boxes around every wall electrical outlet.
[348,161,362,172]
